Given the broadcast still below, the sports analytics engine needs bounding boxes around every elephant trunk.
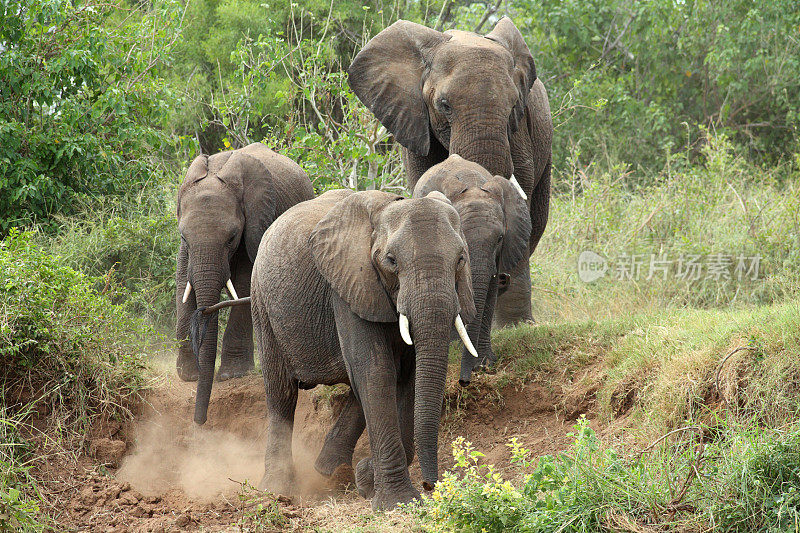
[405,286,457,492]
[449,116,513,178]
[191,262,227,425]
[459,249,493,385]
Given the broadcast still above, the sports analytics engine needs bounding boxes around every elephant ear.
[489,175,532,273]
[309,191,404,323]
[176,155,209,218]
[348,21,449,157]
[485,17,536,132]
[216,147,277,262]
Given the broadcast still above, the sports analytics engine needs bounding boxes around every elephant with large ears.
[413,155,531,385]
[348,16,553,327]
[176,142,314,425]
[251,189,476,510]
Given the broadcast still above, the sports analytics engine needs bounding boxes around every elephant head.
[177,143,276,425]
[348,17,536,178]
[309,190,476,490]
[413,155,531,385]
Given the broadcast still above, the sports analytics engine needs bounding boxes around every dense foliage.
[3,0,799,230]
[419,419,800,532]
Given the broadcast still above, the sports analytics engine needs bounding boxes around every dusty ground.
[35,364,599,532]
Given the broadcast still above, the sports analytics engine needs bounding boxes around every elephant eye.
[497,234,504,245]
[457,254,466,269]
[385,253,398,270]
[437,97,451,114]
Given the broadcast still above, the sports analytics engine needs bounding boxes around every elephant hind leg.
[256,311,297,494]
[314,390,365,480]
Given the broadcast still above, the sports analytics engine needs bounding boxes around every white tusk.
[509,174,527,200]
[455,315,479,357]
[226,279,239,300]
[182,281,192,303]
[399,314,413,345]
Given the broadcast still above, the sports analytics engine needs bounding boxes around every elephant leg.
[493,258,533,327]
[257,314,297,494]
[355,358,415,499]
[176,242,199,382]
[494,159,550,327]
[333,302,418,510]
[218,251,254,381]
[314,390,365,477]
[401,141,448,192]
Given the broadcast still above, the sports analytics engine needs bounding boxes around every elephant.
[250,188,477,510]
[412,154,531,385]
[175,142,315,426]
[348,16,553,327]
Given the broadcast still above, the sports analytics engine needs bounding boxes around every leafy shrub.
[0,229,148,441]
[0,0,182,231]
[419,419,800,532]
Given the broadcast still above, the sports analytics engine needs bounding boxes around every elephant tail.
[189,297,252,361]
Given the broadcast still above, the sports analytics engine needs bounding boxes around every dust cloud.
[117,413,264,501]
[116,376,355,503]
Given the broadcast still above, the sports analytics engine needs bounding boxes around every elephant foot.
[371,484,420,511]
[258,466,295,496]
[326,463,356,491]
[314,448,353,477]
[216,358,254,381]
[355,457,375,499]
[176,354,199,382]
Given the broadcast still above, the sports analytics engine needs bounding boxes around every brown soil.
[37,365,600,532]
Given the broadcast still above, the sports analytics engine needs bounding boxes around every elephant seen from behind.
[349,16,553,326]
[251,189,477,510]
[175,142,315,425]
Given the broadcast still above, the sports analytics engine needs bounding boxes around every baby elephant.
[251,189,477,510]
[413,155,531,385]
[176,142,314,425]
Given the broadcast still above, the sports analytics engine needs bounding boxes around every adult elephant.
[176,142,314,426]
[413,155,531,385]
[252,189,477,510]
[348,16,553,326]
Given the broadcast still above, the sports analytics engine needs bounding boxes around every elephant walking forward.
[251,189,476,510]
[349,16,553,326]
[175,142,314,425]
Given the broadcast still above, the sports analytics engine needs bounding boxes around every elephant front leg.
[334,302,419,510]
[176,242,199,382]
[218,254,254,381]
[493,259,533,327]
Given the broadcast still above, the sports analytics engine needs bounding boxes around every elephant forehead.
[435,35,513,70]
[383,198,461,233]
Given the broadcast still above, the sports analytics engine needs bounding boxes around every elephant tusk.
[509,174,527,200]
[226,279,239,300]
[455,315,479,357]
[182,281,192,303]
[399,313,413,345]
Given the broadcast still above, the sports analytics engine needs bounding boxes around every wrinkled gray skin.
[252,189,475,510]
[412,155,531,385]
[349,16,553,327]
[175,142,314,425]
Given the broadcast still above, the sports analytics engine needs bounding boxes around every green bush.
[418,419,800,532]
[0,0,182,232]
[0,229,148,440]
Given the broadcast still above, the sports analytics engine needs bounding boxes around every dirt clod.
[90,438,127,467]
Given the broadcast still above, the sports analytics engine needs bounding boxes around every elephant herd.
[174,17,552,510]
